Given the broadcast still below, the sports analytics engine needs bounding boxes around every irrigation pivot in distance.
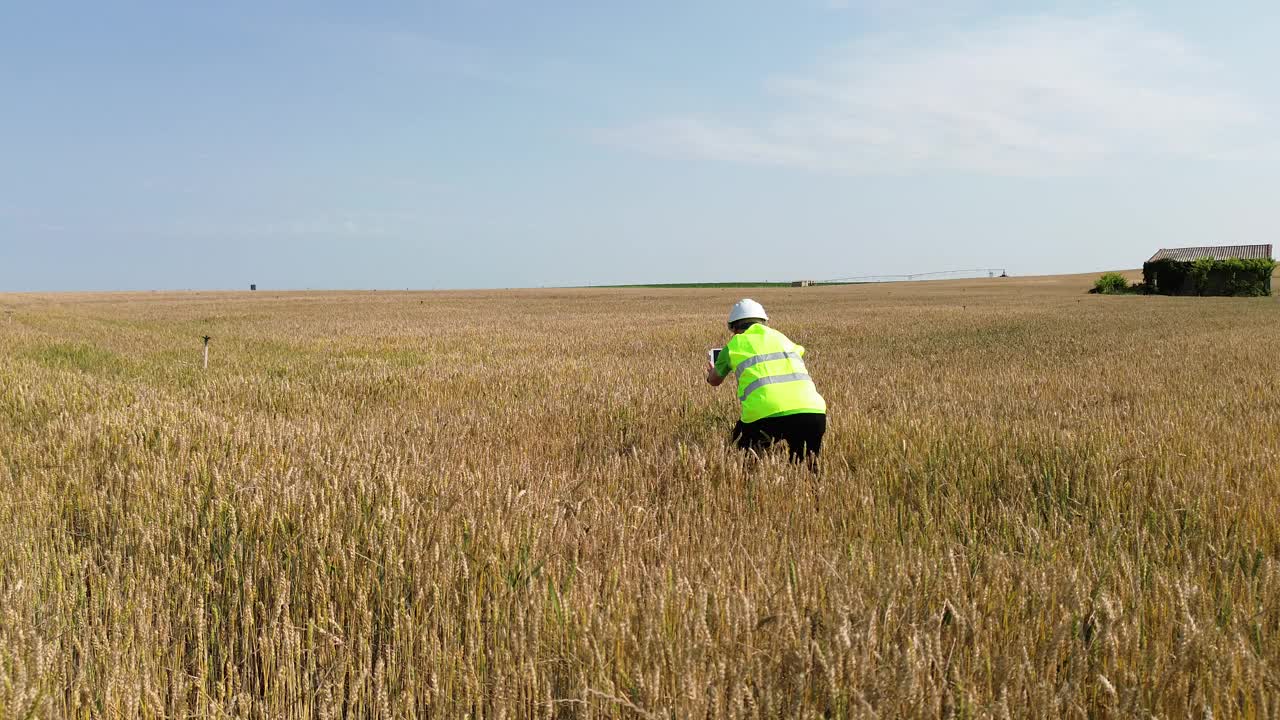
[823,268,1008,283]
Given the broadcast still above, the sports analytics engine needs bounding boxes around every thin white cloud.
[603,14,1264,176]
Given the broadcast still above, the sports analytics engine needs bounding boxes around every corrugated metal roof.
[1147,244,1273,262]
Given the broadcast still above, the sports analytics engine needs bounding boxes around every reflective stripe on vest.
[738,371,813,401]
[734,350,802,376]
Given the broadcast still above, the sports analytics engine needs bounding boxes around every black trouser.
[732,412,826,464]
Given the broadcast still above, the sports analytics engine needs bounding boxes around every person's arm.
[706,346,732,386]
[706,360,727,386]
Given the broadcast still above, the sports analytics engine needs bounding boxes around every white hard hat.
[728,298,768,325]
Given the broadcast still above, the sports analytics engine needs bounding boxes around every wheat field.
[1,274,1278,718]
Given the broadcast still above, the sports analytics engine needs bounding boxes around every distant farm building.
[1143,245,1274,297]
[791,280,816,287]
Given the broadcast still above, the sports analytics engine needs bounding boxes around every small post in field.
[202,335,211,369]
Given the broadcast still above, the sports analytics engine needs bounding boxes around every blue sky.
[1,1,1277,290]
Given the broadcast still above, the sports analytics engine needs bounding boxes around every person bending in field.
[705,299,827,467]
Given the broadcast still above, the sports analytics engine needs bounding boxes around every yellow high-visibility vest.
[724,324,826,423]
